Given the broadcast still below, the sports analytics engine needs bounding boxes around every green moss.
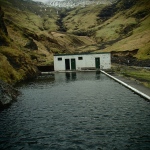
[0,30,11,45]
[120,67,150,88]
[123,70,150,82]
[63,4,105,33]
[0,46,37,84]
[135,43,150,60]
[0,53,21,83]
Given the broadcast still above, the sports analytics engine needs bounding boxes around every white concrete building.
[54,53,111,71]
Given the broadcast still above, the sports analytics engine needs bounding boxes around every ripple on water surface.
[0,72,150,150]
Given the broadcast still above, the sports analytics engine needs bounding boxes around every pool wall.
[101,70,150,101]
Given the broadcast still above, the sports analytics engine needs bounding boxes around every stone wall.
[0,80,19,111]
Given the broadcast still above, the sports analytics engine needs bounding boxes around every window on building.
[58,57,62,61]
[78,57,83,60]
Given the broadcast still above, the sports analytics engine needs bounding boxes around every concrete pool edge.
[101,70,150,101]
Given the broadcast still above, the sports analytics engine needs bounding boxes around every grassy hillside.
[0,0,96,63]
[95,0,150,59]
[63,0,150,59]
[63,4,105,34]
[1,0,59,32]
[0,0,150,84]
[0,46,38,84]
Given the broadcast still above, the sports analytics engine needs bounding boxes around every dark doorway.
[71,59,76,70]
[95,58,100,69]
[65,59,70,70]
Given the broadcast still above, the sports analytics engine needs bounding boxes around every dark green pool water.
[0,72,150,150]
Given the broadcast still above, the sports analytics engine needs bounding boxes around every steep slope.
[0,0,150,85]
[63,4,106,34]
[63,0,150,60]
[0,6,39,84]
[0,0,96,67]
[95,0,150,59]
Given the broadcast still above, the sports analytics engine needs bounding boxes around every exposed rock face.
[0,6,9,46]
[0,7,40,84]
[0,80,19,111]
[24,38,38,50]
[111,50,150,67]
[0,6,8,35]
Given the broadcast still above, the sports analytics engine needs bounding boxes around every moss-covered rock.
[0,6,8,35]
[0,80,19,111]
[0,46,39,84]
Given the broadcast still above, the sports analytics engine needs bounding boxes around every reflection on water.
[65,72,77,81]
[0,72,150,150]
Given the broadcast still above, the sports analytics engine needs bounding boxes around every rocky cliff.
[0,80,19,111]
[0,6,40,110]
[0,6,39,84]
[0,6,8,46]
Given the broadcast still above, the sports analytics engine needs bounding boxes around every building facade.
[54,53,111,71]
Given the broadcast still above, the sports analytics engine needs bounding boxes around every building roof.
[54,52,110,56]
